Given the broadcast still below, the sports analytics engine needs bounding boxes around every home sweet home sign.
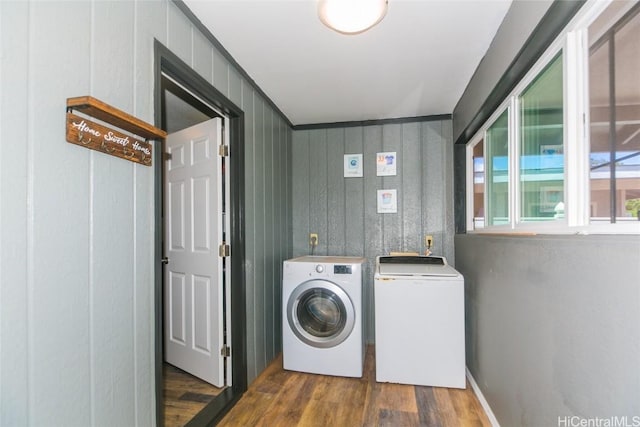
[65,96,166,166]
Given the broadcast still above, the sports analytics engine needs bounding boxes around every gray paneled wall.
[456,234,640,427]
[0,1,290,425]
[243,93,292,381]
[292,119,454,342]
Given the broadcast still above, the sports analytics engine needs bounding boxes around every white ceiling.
[183,0,513,126]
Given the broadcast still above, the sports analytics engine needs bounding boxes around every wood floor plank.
[216,389,276,427]
[378,408,421,427]
[162,362,224,427]
[218,346,492,427]
[252,372,317,427]
[311,374,368,404]
[376,381,419,413]
[306,375,368,425]
[448,383,493,426]
[298,399,344,426]
[433,386,461,427]
[415,386,444,427]
[361,348,383,426]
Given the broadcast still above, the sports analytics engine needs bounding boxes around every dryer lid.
[377,256,460,277]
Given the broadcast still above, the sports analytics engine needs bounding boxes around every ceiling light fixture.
[318,0,388,35]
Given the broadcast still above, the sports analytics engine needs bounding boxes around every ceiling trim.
[173,0,294,128]
[293,113,452,131]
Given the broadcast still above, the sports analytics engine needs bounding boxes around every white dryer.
[282,256,366,377]
[374,255,466,389]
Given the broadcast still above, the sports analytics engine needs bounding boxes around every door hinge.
[220,345,231,357]
[218,145,229,157]
[218,243,230,257]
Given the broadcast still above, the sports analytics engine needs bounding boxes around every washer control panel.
[334,265,353,274]
[305,262,356,276]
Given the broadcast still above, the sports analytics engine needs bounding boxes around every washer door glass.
[287,279,355,348]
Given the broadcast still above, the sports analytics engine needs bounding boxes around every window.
[466,0,640,234]
[486,110,509,226]
[471,138,485,228]
[588,4,640,223]
[519,54,564,222]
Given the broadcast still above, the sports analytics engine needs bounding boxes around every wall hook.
[101,140,115,153]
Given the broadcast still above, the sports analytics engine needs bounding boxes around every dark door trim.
[153,40,247,426]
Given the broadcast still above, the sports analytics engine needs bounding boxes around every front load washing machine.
[282,256,366,377]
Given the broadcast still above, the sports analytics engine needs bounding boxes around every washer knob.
[315,264,324,273]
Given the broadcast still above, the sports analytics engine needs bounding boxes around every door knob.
[161,257,169,265]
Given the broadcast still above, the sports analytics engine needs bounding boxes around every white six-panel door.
[164,118,225,387]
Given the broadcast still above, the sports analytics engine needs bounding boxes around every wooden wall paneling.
[213,49,230,98]
[327,128,346,256]
[309,130,329,255]
[363,125,383,342]
[286,126,293,260]
[253,97,267,372]
[242,87,258,382]
[129,1,166,424]
[285,122,293,340]
[271,115,279,358]
[422,121,445,258]
[27,2,94,424]
[167,2,192,68]
[91,2,137,424]
[290,119,454,343]
[282,119,291,347]
[443,121,455,264]
[264,107,275,361]
[381,124,402,253]
[437,121,449,258]
[229,68,242,111]
[1,0,295,423]
[274,117,284,352]
[0,2,32,424]
[401,122,423,254]
[192,29,213,83]
[230,73,248,366]
[132,161,155,426]
[291,131,310,257]
[134,0,167,120]
[454,144,467,235]
[344,127,365,256]
[133,7,165,419]
[281,119,290,348]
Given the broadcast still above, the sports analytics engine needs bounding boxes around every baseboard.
[466,367,500,427]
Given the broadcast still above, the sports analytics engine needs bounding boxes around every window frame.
[465,0,640,235]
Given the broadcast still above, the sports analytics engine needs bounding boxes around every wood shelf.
[66,96,166,141]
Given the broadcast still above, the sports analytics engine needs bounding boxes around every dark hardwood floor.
[218,346,492,426]
[163,363,224,427]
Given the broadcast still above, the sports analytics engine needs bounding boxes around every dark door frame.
[153,40,247,426]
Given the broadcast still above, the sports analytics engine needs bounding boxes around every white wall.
[0,1,290,425]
